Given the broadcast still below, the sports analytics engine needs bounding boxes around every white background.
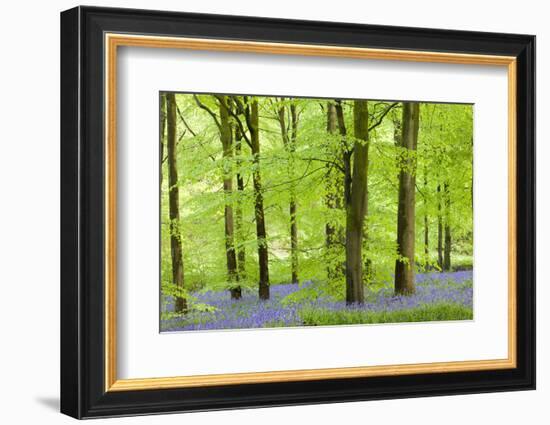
[0,0,545,424]
[118,47,508,378]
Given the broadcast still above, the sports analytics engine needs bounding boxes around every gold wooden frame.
[104,33,517,392]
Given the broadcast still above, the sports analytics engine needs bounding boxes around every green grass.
[300,303,473,326]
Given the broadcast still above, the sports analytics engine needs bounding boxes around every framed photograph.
[60,6,535,419]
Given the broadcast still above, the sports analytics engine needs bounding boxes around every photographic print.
[61,8,535,417]
[160,93,473,332]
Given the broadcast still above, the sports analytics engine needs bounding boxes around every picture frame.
[60,5,535,419]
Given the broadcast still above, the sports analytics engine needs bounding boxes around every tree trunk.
[289,105,299,284]
[343,100,369,304]
[394,102,420,295]
[325,102,343,280]
[218,96,240,299]
[444,224,452,271]
[443,182,452,271]
[364,257,373,287]
[160,94,166,187]
[277,101,299,284]
[393,115,402,147]
[248,100,270,300]
[437,184,444,270]
[335,101,353,289]
[235,126,246,289]
[424,214,429,259]
[289,200,298,284]
[423,170,429,263]
[335,101,368,304]
[166,93,187,313]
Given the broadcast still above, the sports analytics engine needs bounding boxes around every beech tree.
[166,93,187,312]
[160,94,166,187]
[344,100,369,304]
[205,95,272,300]
[193,95,242,299]
[247,99,270,300]
[394,102,420,295]
[443,182,452,271]
[335,100,397,303]
[218,96,241,298]
[276,99,300,284]
[234,123,247,285]
[324,101,343,281]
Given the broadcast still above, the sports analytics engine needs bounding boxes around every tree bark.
[423,170,429,262]
[218,96,240,299]
[392,115,402,147]
[444,224,452,271]
[437,184,444,270]
[289,104,299,284]
[343,100,369,304]
[234,125,246,288]
[394,102,420,295]
[166,93,187,313]
[277,100,299,284]
[424,214,429,259]
[336,102,352,287]
[325,102,344,280]
[334,101,368,304]
[443,182,452,271]
[247,100,270,300]
[160,94,166,187]
[364,258,373,286]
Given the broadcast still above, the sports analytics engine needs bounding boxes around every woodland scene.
[160,93,474,331]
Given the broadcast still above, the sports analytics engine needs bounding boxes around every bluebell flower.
[161,271,473,331]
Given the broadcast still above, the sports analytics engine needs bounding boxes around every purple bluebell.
[161,271,473,332]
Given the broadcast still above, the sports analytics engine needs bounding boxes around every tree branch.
[300,156,345,173]
[234,96,256,143]
[193,95,221,131]
[178,129,186,142]
[264,163,325,192]
[176,105,197,137]
[368,102,400,132]
[172,109,218,162]
[216,95,253,149]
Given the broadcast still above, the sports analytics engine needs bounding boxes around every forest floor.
[161,271,473,332]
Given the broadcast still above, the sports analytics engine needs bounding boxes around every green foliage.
[161,95,473,304]
[300,303,473,326]
[160,282,219,320]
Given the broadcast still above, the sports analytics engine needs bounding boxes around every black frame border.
[60,5,535,419]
